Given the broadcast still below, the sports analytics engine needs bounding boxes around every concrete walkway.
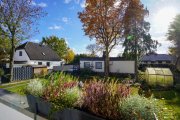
[0,102,32,120]
[0,88,28,109]
[0,88,46,120]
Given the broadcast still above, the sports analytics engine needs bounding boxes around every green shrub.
[48,72,78,84]
[82,80,130,120]
[26,79,45,97]
[0,68,4,77]
[175,84,180,92]
[42,73,81,111]
[138,71,145,81]
[138,81,152,98]
[119,95,160,120]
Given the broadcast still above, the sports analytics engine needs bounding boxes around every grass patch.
[0,80,30,89]
[131,87,180,120]
[153,90,180,120]
[4,83,27,95]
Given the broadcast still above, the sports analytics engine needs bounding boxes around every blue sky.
[30,0,180,56]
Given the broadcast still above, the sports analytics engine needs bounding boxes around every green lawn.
[153,90,180,119]
[130,87,180,120]
[0,80,29,95]
[4,83,27,95]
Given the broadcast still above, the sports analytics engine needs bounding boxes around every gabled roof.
[80,57,126,61]
[142,54,175,62]
[16,42,60,61]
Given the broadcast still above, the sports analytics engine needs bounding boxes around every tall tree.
[64,49,75,64]
[41,36,69,59]
[86,44,100,57]
[79,0,147,77]
[122,21,159,61]
[0,0,45,81]
[167,14,180,69]
[122,0,149,81]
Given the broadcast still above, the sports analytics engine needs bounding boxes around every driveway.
[0,102,32,120]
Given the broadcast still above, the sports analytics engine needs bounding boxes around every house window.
[84,62,90,68]
[38,62,42,65]
[47,62,50,67]
[158,61,162,64]
[19,51,22,56]
[95,62,102,69]
[166,61,171,64]
[151,61,155,64]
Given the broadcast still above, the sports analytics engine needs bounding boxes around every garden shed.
[145,68,173,87]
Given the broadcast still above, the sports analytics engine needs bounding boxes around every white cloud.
[31,39,40,43]
[80,0,86,8]
[62,17,69,23]
[143,0,180,54]
[109,46,124,57]
[48,25,62,30]
[64,0,72,4]
[31,1,47,7]
[38,2,47,7]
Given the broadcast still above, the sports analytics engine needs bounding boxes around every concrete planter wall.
[26,94,52,116]
[26,94,105,120]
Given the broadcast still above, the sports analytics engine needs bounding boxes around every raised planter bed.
[26,94,105,120]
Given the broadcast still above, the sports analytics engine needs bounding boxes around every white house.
[80,57,135,74]
[9,42,62,70]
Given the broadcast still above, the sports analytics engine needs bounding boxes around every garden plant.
[25,72,161,120]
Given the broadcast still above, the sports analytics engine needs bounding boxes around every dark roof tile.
[16,42,60,61]
[142,54,175,62]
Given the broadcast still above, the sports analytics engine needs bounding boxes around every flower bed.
[25,72,160,120]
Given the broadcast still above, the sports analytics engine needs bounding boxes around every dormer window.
[42,52,45,56]
[19,51,22,56]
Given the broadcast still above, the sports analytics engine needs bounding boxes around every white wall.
[80,60,135,74]
[10,49,62,69]
[14,49,30,61]
[80,61,104,72]
[109,61,135,74]
[29,60,62,69]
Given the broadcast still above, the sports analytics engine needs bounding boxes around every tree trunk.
[9,36,15,82]
[135,37,138,82]
[104,48,109,78]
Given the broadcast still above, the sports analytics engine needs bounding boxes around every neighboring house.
[80,57,135,74]
[140,54,176,69]
[7,42,62,70]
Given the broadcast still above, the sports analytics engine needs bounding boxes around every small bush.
[26,79,45,97]
[82,80,130,120]
[119,95,160,120]
[138,71,146,81]
[138,81,152,98]
[175,84,180,92]
[0,68,4,77]
[42,73,81,111]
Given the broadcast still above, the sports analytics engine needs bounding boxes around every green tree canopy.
[167,14,180,70]
[71,54,90,64]
[64,49,75,64]
[122,21,159,61]
[41,36,69,59]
